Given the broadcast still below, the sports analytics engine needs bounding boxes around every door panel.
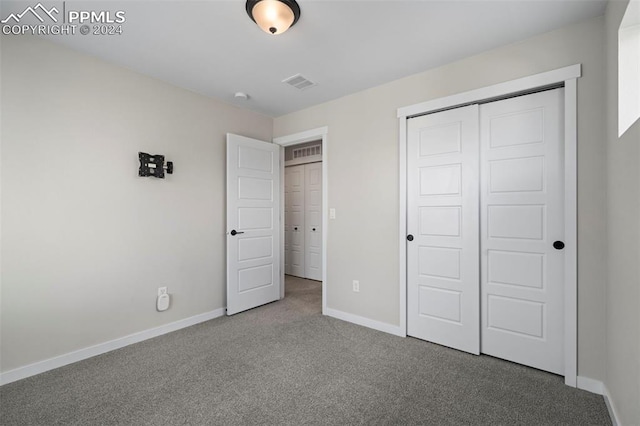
[286,165,305,278]
[480,89,564,375]
[226,134,280,315]
[407,105,480,355]
[304,162,322,281]
[284,168,292,275]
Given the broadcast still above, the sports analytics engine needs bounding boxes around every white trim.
[279,146,286,300]
[0,308,225,386]
[398,116,408,337]
[273,126,328,147]
[603,385,622,426]
[563,78,578,388]
[397,64,581,118]
[284,155,322,167]
[397,64,581,385]
[325,308,405,337]
[273,127,329,315]
[576,376,604,395]
[575,375,622,426]
[322,135,328,315]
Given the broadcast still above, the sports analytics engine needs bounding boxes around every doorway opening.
[273,127,328,314]
[284,140,323,282]
[285,275,323,315]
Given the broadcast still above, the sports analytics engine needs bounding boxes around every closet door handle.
[553,241,565,250]
[312,228,316,231]
[407,234,414,242]
[230,230,244,236]
[294,227,298,231]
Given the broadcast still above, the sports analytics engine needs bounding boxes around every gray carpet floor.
[1,276,611,425]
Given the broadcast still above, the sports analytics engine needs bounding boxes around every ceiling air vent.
[282,73,316,90]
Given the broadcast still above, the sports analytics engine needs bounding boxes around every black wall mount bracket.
[138,152,173,178]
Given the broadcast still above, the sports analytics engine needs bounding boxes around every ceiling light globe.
[247,0,300,35]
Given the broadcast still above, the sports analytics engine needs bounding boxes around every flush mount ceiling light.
[246,0,301,35]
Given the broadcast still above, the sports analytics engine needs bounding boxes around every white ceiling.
[2,0,607,116]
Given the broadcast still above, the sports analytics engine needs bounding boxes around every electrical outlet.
[158,286,167,296]
[352,280,360,292]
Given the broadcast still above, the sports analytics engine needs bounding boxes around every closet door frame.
[274,127,329,314]
[397,64,580,387]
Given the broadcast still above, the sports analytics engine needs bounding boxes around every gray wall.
[274,17,607,382]
[604,0,640,424]
[0,35,273,373]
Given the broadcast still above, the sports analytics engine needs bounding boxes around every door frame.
[273,127,328,314]
[397,64,580,387]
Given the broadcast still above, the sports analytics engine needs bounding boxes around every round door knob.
[407,234,414,242]
[312,228,316,231]
[294,227,298,231]
[553,241,565,250]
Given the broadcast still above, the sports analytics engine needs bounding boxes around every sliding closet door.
[284,168,293,276]
[286,165,305,278]
[304,162,322,281]
[479,89,565,374]
[407,105,480,354]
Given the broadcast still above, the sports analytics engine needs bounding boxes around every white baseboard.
[325,307,405,337]
[576,377,621,426]
[602,384,621,426]
[0,308,225,386]
[577,376,604,395]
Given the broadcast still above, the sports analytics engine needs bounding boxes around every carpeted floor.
[0,276,611,425]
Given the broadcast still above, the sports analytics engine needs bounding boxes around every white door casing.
[305,162,322,281]
[480,89,565,374]
[407,105,480,354]
[226,134,280,315]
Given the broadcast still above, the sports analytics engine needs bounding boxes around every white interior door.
[286,165,305,278]
[480,89,565,374]
[226,134,280,315]
[304,162,322,281]
[407,105,480,354]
